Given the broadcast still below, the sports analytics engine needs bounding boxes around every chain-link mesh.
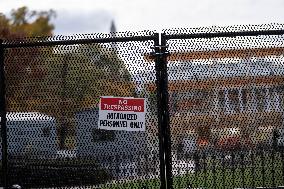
[163,24,284,189]
[2,25,284,189]
[2,31,161,188]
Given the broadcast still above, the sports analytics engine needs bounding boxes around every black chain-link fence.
[0,24,284,189]
[1,31,162,188]
[163,24,284,189]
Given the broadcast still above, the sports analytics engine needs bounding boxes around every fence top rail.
[1,35,156,49]
[164,29,284,40]
[2,29,284,48]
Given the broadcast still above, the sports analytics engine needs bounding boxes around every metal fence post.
[153,33,173,189]
[160,33,173,189]
[153,33,167,189]
[0,39,8,188]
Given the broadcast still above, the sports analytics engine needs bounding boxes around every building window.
[255,88,266,112]
[268,87,281,111]
[245,88,256,112]
[240,88,249,112]
[228,89,240,113]
[173,90,212,114]
[91,129,115,142]
[218,90,226,112]
[241,89,248,106]
[276,85,284,110]
[42,127,51,137]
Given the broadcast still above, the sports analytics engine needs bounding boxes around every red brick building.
[145,47,284,152]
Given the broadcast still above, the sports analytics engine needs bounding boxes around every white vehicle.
[182,134,198,155]
[75,109,149,179]
[0,112,58,159]
[277,127,284,148]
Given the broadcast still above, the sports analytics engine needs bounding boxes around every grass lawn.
[101,178,160,189]
[173,152,284,189]
[173,167,284,189]
[100,152,284,189]
[100,167,284,189]
[1,151,283,188]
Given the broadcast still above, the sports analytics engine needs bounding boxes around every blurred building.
[145,47,284,152]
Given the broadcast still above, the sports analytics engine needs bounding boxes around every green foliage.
[43,43,136,115]
[2,7,136,149]
[36,44,136,148]
[0,6,55,38]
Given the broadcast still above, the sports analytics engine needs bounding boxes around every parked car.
[277,128,284,150]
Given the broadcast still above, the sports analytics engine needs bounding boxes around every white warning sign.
[98,97,146,131]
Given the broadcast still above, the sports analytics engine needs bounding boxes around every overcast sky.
[1,0,284,35]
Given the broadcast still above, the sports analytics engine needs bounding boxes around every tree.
[1,7,137,149]
[1,7,56,113]
[0,6,55,39]
[39,43,137,149]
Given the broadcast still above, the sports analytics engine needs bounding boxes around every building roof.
[168,58,284,80]
[1,112,55,121]
[144,57,284,92]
